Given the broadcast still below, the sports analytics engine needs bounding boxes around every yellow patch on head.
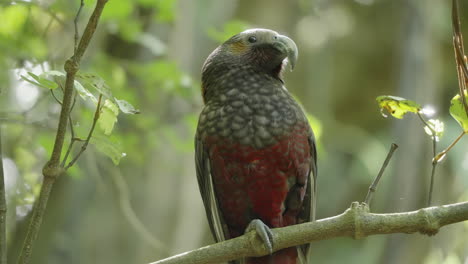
[228,41,248,54]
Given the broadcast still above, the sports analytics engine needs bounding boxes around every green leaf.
[115,99,140,114]
[20,74,42,87]
[207,20,250,43]
[423,119,444,141]
[21,72,58,90]
[449,92,468,132]
[98,99,119,135]
[74,80,97,103]
[376,95,421,119]
[91,133,126,165]
[76,73,113,100]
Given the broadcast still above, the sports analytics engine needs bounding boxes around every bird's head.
[202,28,298,81]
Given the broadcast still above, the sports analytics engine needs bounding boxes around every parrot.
[195,28,317,264]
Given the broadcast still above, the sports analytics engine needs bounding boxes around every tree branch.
[0,126,7,264]
[16,0,108,263]
[150,201,468,264]
[74,0,85,53]
[364,143,398,207]
[434,130,466,163]
[452,0,468,115]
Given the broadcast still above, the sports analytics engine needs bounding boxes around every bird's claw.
[245,219,274,254]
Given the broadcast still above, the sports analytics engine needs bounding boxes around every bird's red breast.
[205,122,311,237]
[202,122,311,264]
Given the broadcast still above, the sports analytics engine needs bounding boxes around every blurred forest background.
[1,0,468,263]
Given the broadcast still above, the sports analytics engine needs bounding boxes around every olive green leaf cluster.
[450,92,468,132]
[377,93,468,146]
[21,70,138,165]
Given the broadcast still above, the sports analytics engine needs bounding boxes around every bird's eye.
[248,36,257,43]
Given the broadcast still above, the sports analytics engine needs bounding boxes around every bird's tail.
[245,247,299,264]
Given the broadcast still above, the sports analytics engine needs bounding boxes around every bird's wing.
[195,136,230,243]
[298,131,318,261]
[308,132,318,222]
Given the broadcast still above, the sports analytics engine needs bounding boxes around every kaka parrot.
[195,28,317,264]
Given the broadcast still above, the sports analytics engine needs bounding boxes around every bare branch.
[416,112,439,206]
[74,0,85,53]
[65,94,102,170]
[61,92,81,167]
[17,0,109,263]
[452,0,468,115]
[0,126,7,264]
[150,201,468,264]
[61,115,76,167]
[427,162,437,206]
[364,143,398,206]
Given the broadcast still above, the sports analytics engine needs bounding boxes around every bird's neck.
[201,64,284,104]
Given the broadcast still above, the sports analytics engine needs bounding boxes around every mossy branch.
[16,0,108,263]
[150,201,468,264]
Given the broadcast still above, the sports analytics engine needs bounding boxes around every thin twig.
[17,1,109,263]
[150,201,468,264]
[70,91,78,113]
[61,93,78,167]
[427,162,437,206]
[61,117,76,168]
[416,112,439,206]
[434,131,466,163]
[65,94,102,170]
[428,135,437,206]
[416,112,435,138]
[0,126,7,264]
[364,143,398,207]
[74,0,85,53]
[50,90,62,105]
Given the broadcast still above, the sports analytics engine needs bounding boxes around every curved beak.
[274,35,298,71]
